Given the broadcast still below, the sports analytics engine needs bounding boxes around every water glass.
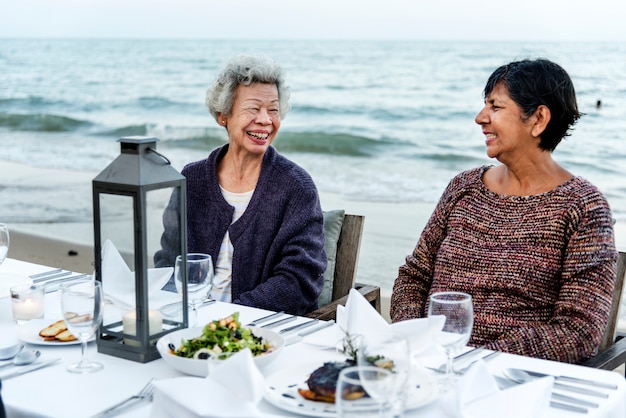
[61,279,103,373]
[428,291,473,390]
[357,335,411,417]
[0,223,9,266]
[10,284,45,324]
[174,253,213,326]
[335,365,393,418]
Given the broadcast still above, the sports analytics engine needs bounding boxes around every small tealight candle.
[122,309,163,347]
[10,284,45,325]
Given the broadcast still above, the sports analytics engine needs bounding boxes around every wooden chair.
[306,214,381,321]
[583,250,626,374]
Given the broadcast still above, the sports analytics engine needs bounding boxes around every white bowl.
[156,325,284,377]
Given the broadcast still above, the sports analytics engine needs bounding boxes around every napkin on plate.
[438,360,553,418]
[151,349,278,418]
[305,288,441,354]
[101,239,175,309]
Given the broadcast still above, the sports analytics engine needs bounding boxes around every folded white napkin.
[101,239,175,309]
[305,289,440,354]
[151,349,277,418]
[438,361,553,418]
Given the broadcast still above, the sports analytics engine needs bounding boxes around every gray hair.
[205,55,291,121]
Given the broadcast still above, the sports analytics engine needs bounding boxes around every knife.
[553,381,609,398]
[1,358,60,380]
[261,315,297,329]
[32,271,72,283]
[279,319,318,334]
[246,311,285,326]
[285,320,336,346]
[511,368,618,390]
[30,268,63,280]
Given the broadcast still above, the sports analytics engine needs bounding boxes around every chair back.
[306,213,381,321]
[331,214,364,301]
[598,251,626,352]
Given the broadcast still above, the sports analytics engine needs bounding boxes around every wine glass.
[0,223,9,266]
[357,334,411,417]
[174,253,213,327]
[335,365,394,418]
[60,279,103,373]
[427,291,473,390]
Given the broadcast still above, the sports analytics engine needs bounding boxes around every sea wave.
[0,112,91,132]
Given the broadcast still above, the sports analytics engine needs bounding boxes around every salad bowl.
[156,325,284,377]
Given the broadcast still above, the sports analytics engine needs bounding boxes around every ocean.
[1,39,625,292]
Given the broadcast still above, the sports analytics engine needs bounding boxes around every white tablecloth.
[1,258,625,418]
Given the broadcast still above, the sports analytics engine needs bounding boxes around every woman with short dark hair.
[391,58,617,364]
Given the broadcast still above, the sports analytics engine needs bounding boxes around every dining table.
[1,257,625,418]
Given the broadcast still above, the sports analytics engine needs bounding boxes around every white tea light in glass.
[10,284,44,324]
[0,223,9,266]
[122,309,163,347]
[427,291,473,390]
[175,253,213,327]
[61,279,104,373]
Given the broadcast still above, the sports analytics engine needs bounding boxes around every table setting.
[1,257,625,418]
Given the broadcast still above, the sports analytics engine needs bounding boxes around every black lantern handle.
[148,147,171,165]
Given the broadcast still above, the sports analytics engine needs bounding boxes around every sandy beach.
[3,159,626,324]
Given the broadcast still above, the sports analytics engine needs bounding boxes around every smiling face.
[475,82,538,163]
[220,83,281,157]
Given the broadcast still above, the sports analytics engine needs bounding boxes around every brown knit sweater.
[390,166,617,364]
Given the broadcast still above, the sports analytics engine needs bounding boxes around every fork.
[90,379,156,418]
[426,351,501,375]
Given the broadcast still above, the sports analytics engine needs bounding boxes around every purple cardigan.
[155,145,326,315]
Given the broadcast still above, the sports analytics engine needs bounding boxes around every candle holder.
[93,136,187,363]
[10,284,44,325]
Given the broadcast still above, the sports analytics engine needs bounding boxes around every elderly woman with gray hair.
[156,55,326,315]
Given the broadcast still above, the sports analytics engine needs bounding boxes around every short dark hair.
[483,59,582,151]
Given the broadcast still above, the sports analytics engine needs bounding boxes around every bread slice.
[55,329,77,342]
[39,320,67,339]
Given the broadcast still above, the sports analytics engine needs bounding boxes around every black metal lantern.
[93,136,187,362]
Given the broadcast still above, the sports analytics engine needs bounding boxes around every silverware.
[428,351,501,375]
[0,358,60,380]
[549,401,589,414]
[298,319,335,337]
[279,319,318,334]
[503,368,609,398]
[285,320,336,345]
[511,368,618,390]
[430,347,484,372]
[246,311,285,326]
[261,315,297,329]
[43,275,91,293]
[29,268,62,279]
[90,378,155,418]
[32,270,72,283]
[495,376,592,414]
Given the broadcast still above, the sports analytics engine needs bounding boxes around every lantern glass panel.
[97,187,184,352]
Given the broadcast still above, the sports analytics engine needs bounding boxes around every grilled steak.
[306,360,354,397]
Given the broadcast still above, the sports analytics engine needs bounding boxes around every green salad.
[172,312,273,360]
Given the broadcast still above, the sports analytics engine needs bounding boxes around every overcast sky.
[2,0,625,41]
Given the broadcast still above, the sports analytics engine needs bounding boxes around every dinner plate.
[156,325,284,377]
[264,361,439,417]
[18,318,93,346]
[0,272,32,299]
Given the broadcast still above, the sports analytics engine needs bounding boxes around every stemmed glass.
[174,253,213,327]
[60,278,104,373]
[357,334,411,417]
[427,291,473,390]
[335,365,394,418]
[0,223,9,266]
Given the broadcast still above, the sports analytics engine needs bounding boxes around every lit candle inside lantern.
[12,297,44,321]
[122,309,163,347]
